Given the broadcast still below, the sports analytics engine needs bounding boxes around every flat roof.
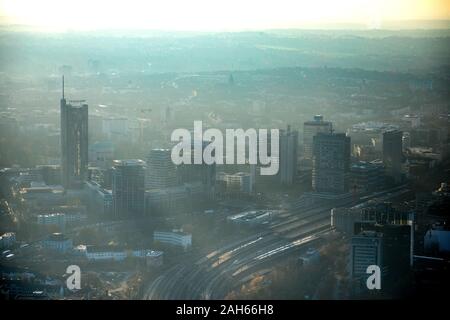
[113,159,145,166]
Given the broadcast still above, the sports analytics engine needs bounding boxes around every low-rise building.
[85,181,113,218]
[154,230,192,250]
[36,212,87,230]
[36,213,65,227]
[217,172,253,196]
[42,233,73,253]
[83,245,164,264]
[0,232,16,249]
[145,182,204,216]
[85,246,127,261]
[20,185,85,209]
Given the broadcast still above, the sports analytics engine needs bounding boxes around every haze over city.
[0,0,449,304]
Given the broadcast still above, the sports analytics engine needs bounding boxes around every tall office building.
[333,202,413,236]
[60,76,88,189]
[146,149,177,190]
[312,132,351,194]
[351,230,383,280]
[351,223,412,294]
[303,115,332,159]
[382,130,403,183]
[112,159,145,220]
[350,161,385,193]
[279,125,298,185]
[378,224,412,281]
[178,140,216,190]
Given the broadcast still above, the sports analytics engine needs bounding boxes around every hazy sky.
[0,0,449,31]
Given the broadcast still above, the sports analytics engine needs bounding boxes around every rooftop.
[350,121,399,132]
[113,159,145,167]
[146,250,164,258]
[154,230,191,237]
[86,245,125,253]
[37,213,65,218]
[47,233,70,242]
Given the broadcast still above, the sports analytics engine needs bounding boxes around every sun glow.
[0,0,449,31]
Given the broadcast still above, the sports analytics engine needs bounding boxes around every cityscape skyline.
[0,2,449,303]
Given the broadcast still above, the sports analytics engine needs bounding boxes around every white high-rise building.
[145,149,177,190]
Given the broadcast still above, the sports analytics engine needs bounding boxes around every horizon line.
[0,19,450,33]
